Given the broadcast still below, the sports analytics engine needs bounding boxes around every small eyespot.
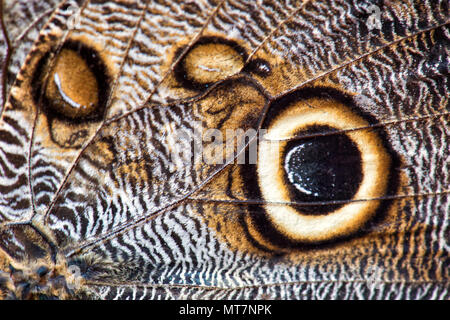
[174,36,247,90]
[244,88,397,247]
[33,40,110,122]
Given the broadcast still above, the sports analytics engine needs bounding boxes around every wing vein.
[263,111,450,142]
[244,0,311,63]
[42,0,230,225]
[107,0,229,123]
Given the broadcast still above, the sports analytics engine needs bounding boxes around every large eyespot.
[174,36,248,90]
[30,40,111,148]
[33,40,110,123]
[245,88,397,247]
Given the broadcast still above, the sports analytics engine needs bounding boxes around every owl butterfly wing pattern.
[0,0,448,300]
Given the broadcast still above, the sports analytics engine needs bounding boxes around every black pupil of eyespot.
[284,126,362,214]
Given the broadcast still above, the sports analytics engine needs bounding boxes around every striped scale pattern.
[0,0,449,299]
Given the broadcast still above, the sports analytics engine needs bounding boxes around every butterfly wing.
[0,0,448,299]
